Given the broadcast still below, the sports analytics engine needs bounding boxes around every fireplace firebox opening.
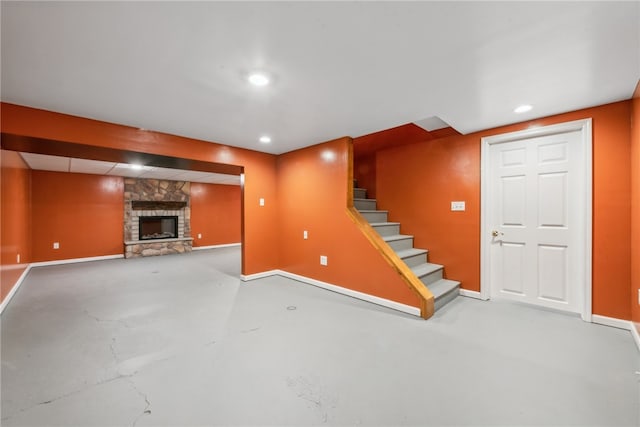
[139,216,178,241]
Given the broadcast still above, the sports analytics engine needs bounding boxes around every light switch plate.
[303,230,308,240]
[451,201,465,211]
[259,198,265,206]
[320,255,328,266]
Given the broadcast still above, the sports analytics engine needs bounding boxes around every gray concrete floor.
[1,247,639,426]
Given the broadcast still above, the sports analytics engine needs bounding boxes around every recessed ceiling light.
[259,136,272,143]
[248,73,270,86]
[514,104,533,114]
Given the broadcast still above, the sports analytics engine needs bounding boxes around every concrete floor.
[1,247,639,426]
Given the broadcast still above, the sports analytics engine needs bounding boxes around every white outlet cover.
[303,230,308,239]
[53,242,60,249]
[451,201,465,211]
[259,198,265,206]
[320,255,328,266]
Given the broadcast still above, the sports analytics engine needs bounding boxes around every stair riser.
[361,211,388,223]
[372,224,401,237]
[354,186,459,313]
[434,286,460,311]
[387,238,414,252]
[401,252,427,268]
[418,269,443,286]
[354,199,377,210]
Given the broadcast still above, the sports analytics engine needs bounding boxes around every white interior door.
[482,120,592,319]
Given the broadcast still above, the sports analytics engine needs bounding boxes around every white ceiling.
[19,152,241,185]
[2,2,639,155]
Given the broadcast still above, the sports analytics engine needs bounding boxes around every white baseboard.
[591,315,640,353]
[242,269,421,317]
[30,254,124,268]
[592,314,632,331]
[241,270,280,281]
[459,289,486,300]
[2,255,122,314]
[0,264,33,315]
[630,322,640,354]
[193,243,241,251]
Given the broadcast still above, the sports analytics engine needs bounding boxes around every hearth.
[139,216,178,241]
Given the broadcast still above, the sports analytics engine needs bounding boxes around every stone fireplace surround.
[124,178,193,258]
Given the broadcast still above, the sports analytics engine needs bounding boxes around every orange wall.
[31,171,124,261]
[1,150,31,301]
[354,153,377,199]
[0,103,278,278]
[631,81,640,330]
[377,131,480,293]
[277,137,421,308]
[376,101,632,320]
[1,100,634,319]
[353,124,461,198]
[191,183,241,247]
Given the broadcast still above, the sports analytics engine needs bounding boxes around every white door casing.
[481,119,592,321]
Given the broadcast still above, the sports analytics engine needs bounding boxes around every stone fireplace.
[124,179,193,258]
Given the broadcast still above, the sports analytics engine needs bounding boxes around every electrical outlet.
[451,201,465,211]
[16,254,20,264]
[259,198,265,206]
[53,242,60,249]
[320,255,328,266]
[303,230,308,240]
[198,233,202,239]
[637,289,640,305]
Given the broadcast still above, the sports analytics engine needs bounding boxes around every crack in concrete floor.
[128,377,151,427]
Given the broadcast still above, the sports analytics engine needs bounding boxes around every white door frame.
[480,119,593,322]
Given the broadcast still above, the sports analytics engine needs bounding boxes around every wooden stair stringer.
[345,206,435,320]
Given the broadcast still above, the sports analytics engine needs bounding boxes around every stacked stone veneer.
[124,178,193,258]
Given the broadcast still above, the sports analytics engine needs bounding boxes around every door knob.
[492,230,503,237]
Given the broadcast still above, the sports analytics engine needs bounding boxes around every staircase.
[353,185,460,312]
